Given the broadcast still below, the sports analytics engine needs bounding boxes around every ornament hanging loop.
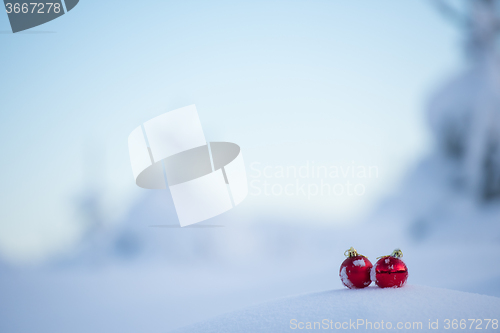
[391,248,403,258]
[377,248,403,259]
[344,247,365,258]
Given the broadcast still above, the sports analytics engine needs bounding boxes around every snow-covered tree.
[429,0,500,200]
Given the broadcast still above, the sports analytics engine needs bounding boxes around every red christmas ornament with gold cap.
[339,247,373,289]
[372,248,408,288]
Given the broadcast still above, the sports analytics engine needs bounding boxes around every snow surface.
[173,285,500,333]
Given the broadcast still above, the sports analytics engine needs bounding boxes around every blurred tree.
[429,0,500,201]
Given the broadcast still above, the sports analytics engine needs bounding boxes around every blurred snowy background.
[1,0,500,332]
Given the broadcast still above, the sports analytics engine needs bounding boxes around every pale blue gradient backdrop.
[0,0,462,262]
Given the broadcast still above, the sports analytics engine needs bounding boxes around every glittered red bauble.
[339,248,373,289]
[373,251,408,288]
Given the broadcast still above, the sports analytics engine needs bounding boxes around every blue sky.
[0,0,464,262]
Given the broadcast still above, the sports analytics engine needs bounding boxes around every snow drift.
[173,285,500,332]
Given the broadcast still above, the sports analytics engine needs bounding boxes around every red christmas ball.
[372,249,408,288]
[339,247,373,289]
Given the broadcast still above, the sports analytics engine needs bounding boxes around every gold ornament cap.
[344,247,366,258]
[377,248,403,259]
